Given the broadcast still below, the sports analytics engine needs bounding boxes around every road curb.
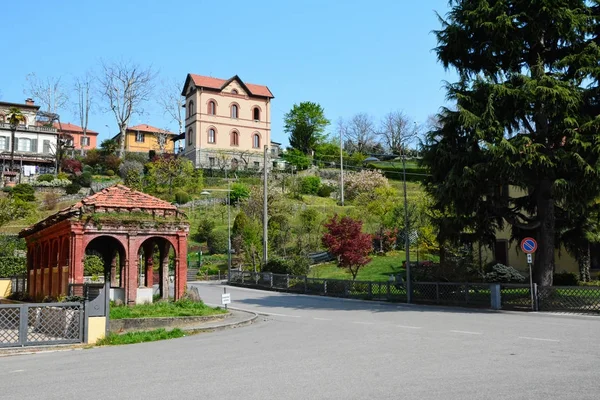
[183,308,259,332]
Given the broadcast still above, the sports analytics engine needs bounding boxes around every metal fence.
[229,271,600,314]
[538,286,600,314]
[0,302,84,348]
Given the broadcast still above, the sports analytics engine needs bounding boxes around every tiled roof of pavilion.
[20,185,185,237]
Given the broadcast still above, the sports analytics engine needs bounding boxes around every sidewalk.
[0,309,258,357]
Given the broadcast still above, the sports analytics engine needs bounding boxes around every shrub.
[84,255,105,276]
[553,271,579,286]
[263,257,293,274]
[103,154,122,172]
[195,218,216,242]
[106,169,115,177]
[84,148,102,167]
[61,158,83,174]
[484,264,526,283]
[0,257,26,278]
[37,174,54,182]
[65,183,82,195]
[207,231,229,255]
[33,179,71,187]
[124,152,149,164]
[119,160,144,188]
[198,265,221,276]
[83,165,94,174]
[317,184,334,198]
[11,184,35,202]
[76,171,93,188]
[300,176,321,195]
[174,190,191,204]
[2,186,12,193]
[57,172,70,180]
[344,169,389,200]
[232,211,251,237]
[229,183,250,204]
[43,192,59,210]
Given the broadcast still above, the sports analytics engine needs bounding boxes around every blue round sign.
[521,237,537,254]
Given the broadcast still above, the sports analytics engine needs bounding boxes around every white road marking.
[396,325,422,330]
[352,321,375,325]
[518,336,560,342]
[265,312,301,318]
[10,370,25,373]
[450,330,483,335]
[313,317,331,321]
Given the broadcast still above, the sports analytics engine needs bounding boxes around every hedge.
[0,257,26,278]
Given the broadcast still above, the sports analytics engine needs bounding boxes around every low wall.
[87,316,107,344]
[0,279,11,298]
[110,313,230,333]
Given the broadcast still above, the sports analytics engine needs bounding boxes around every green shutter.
[30,139,38,153]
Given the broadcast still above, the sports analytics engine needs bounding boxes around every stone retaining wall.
[110,313,230,333]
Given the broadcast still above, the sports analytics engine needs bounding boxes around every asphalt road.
[1,282,599,400]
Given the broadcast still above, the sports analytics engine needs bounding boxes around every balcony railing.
[0,122,57,133]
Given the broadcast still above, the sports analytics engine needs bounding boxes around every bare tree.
[25,73,69,114]
[73,72,93,156]
[377,111,418,154]
[157,79,185,136]
[342,113,377,154]
[154,128,170,154]
[98,60,155,158]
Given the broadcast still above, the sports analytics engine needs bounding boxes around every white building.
[0,99,58,179]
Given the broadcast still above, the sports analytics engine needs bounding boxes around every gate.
[0,302,84,348]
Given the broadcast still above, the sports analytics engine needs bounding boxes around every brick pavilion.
[19,185,190,304]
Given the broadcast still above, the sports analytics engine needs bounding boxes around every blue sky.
[0,0,455,146]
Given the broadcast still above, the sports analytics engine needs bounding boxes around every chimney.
[25,98,34,105]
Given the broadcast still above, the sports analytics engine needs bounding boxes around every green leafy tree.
[0,198,30,229]
[84,255,105,276]
[284,102,330,155]
[422,1,600,285]
[281,148,312,170]
[146,155,198,195]
[229,183,250,204]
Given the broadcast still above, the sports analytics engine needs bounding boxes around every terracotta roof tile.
[53,122,99,135]
[189,74,274,98]
[127,124,176,135]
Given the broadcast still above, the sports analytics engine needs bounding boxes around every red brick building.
[19,185,189,304]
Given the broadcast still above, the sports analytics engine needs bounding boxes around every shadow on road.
[233,292,497,315]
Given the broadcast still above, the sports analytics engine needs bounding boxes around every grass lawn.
[308,251,431,281]
[110,299,227,320]
[97,328,185,346]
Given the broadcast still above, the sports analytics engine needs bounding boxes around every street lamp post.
[402,151,412,303]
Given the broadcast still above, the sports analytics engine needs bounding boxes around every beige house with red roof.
[113,124,176,154]
[181,74,274,169]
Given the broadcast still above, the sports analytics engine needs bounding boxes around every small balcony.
[0,122,58,134]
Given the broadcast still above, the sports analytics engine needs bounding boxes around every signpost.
[221,287,231,310]
[520,237,538,311]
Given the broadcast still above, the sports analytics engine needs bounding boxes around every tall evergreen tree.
[284,102,330,155]
[422,1,600,285]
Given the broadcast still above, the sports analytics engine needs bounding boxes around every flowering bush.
[344,169,389,200]
[61,158,83,174]
[33,179,71,187]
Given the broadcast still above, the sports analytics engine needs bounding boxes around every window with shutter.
[30,139,37,152]
[0,136,7,151]
[43,140,51,154]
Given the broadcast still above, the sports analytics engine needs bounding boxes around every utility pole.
[227,169,232,282]
[339,125,345,206]
[263,145,269,267]
[402,147,412,303]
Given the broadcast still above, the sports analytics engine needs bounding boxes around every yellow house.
[114,124,176,154]
[479,186,600,278]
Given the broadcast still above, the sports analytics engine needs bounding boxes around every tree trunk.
[578,243,591,283]
[533,179,555,286]
[119,125,127,159]
[9,128,16,171]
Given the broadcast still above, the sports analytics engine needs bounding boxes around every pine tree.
[423,1,600,285]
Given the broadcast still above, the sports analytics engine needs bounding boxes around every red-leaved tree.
[322,215,373,280]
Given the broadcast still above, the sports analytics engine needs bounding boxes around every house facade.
[181,74,274,170]
[54,122,98,152]
[113,124,176,154]
[0,99,58,177]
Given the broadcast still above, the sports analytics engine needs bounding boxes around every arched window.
[232,89,238,95]
[187,128,193,145]
[208,128,216,144]
[231,104,238,119]
[253,133,260,149]
[188,100,195,118]
[208,101,216,115]
[253,107,260,121]
[231,131,239,146]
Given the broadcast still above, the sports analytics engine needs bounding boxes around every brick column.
[174,234,188,300]
[72,233,85,285]
[159,241,170,300]
[126,235,138,305]
[144,243,154,288]
[110,252,118,287]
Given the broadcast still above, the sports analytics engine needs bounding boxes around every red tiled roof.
[189,74,274,98]
[80,184,178,210]
[127,124,176,135]
[53,122,99,135]
[20,185,182,237]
